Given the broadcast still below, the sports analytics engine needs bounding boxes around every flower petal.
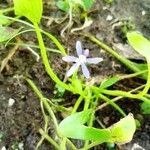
[76,41,83,56]
[86,58,103,64]
[62,56,77,62]
[81,63,90,79]
[66,62,80,77]
[83,49,89,57]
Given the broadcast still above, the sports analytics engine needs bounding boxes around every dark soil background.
[0,0,150,149]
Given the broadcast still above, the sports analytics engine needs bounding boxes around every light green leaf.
[132,62,148,71]
[110,113,136,144]
[13,0,43,23]
[100,76,120,90]
[58,111,136,144]
[56,0,69,12]
[127,31,150,61]
[0,26,20,42]
[58,110,111,141]
[55,84,65,97]
[140,101,150,114]
[0,14,10,25]
[83,0,95,10]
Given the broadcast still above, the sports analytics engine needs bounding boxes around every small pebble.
[141,11,146,16]
[1,146,6,150]
[106,15,113,21]
[18,142,24,150]
[131,143,145,150]
[8,98,15,107]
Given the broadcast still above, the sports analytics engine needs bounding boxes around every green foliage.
[13,0,43,23]
[58,110,112,141]
[127,31,150,97]
[55,84,66,97]
[0,26,20,42]
[56,0,94,12]
[82,0,95,10]
[56,0,69,12]
[110,113,136,144]
[140,101,150,114]
[71,76,83,93]
[58,111,136,144]
[133,63,148,71]
[100,76,120,90]
[127,32,150,61]
[0,14,10,25]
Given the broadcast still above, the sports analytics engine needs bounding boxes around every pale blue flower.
[62,41,103,78]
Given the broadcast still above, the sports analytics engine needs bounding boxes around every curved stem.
[42,30,67,56]
[33,23,71,91]
[72,95,84,114]
[85,34,147,78]
[39,129,60,150]
[2,16,67,56]
[96,85,145,111]
[25,78,58,130]
[98,94,126,116]
[137,62,150,97]
[102,89,150,104]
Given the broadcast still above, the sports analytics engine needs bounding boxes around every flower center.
[78,55,87,64]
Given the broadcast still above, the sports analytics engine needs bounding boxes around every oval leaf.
[127,31,150,60]
[110,113,136,145]
[100,76,120,90]
[140,101,150,114]
[13,0,43,23]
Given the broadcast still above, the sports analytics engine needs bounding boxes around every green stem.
[39,129,60,150]
[99,94,126,116]
[66,139,78,150]
[137,62,150,97]
[72,95,84,114]
[42,30,66,56]
[33,23,71,92]
[83,88,91,110]
[36,102,49,149]
[3,16,67,56]
[8,42,61,53]
[102,89,150,104]
[119,70,147,80]
[85,34,143,75]
[25,78,58,130]
[96,85,145,111]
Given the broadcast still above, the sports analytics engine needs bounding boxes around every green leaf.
[110,113,136,144]
[127,31,150,61]
[55,84,65,97]
[140,101,150,114]
[58,110,111,141]
[0,14,10,25]
[13,0,43,23]
[100,76,120,90]
[132,62,148,71]
[0,26,20,42]
[82,0,94,10]
[58,111,136,144]
[56,0,69,12]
